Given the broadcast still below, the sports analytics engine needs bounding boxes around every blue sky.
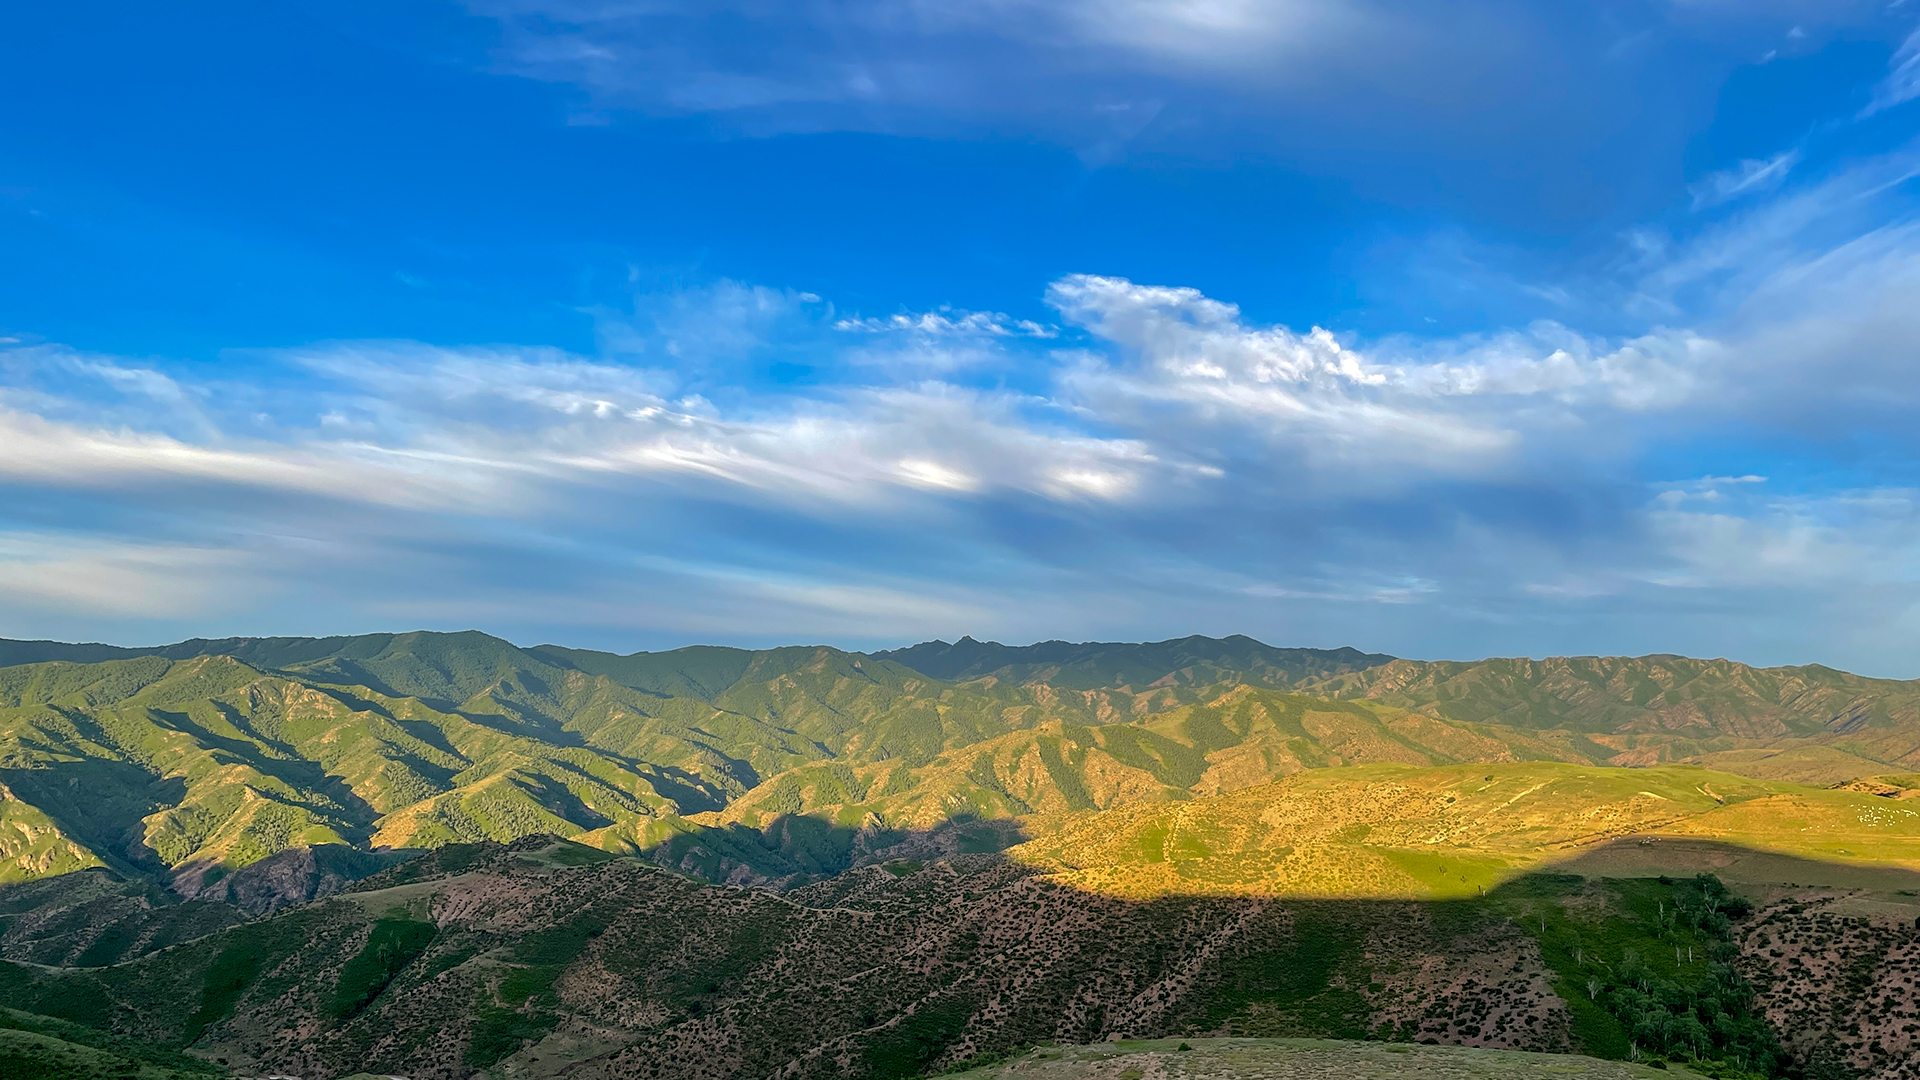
[3,1,1920,672]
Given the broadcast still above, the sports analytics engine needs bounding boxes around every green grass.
[330,911,437,1018]
[0,1010,219,1077]
[0,1027,200,1080]
[185,945,260,1041]
[861,996,976,1079]
[464,1003,559,1071]
[1499,874,1778,1075]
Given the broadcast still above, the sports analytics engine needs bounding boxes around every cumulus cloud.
[1048,275,1382,387]
[1386,325,1709,411]
[1036,274,1729,487]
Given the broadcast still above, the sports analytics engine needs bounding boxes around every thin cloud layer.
[462,0,1909,234]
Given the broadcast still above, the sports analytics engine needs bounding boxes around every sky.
[2,1,1920,673]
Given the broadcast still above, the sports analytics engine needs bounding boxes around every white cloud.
[534,383,1165,505]
[834,308,1056,338]
[1036,274,1728,491]
[1862,26,1920,117]
[470,0,1362,114]
[1386,325,1709,410]
[0,338,1171,515]
[1647,488,1920,590]
[1690,149,1801,209]
[1037,0,1356,66]
[0,407,513,509]
[1048,274,1383,387]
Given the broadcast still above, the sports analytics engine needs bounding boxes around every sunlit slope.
[1006,761,1920,898]
[0,645,793,883]
[1688,743,1900,784]
[5,630,1920,891]
[1660,785,1920,864]
[6,636,1634,889]
[0,653,684,884]
[0,784,103,883]
[884,644,1920,782]
[693,688,1596,831]
[1310,655,1920,757]
[3,636,1307,885]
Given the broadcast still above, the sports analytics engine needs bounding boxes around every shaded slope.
[0,838,1796,1079]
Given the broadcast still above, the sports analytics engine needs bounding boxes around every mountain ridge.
[4,629,1919,900]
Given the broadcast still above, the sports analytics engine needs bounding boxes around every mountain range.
[2,630,1917,899]
[5,631,1920,1079]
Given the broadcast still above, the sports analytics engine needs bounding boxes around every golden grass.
[1002,761,1920,900]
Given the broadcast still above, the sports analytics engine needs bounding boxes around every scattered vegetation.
[3,634,1919,1079]
[1500,874,1778,1074]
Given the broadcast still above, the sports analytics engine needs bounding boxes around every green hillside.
[0,1006,222,1080]
[1311,655,1920,754]
[2,632,1918,897]
[873,635,1394,689]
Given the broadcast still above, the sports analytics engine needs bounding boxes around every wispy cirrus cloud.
[1691,149,1801,209]
[1863,25,1920,117]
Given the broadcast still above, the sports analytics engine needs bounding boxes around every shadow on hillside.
[1540,835,1920,894]
[0,759,188,875]
[300,680,597,752]
[149,706,382,841]
[620,795,1920,900]
[622,811,1032,885]
[12,825,1920,1080]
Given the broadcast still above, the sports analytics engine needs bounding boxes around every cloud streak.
[1864,26,1920,117]
[1691,150,1801,209]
